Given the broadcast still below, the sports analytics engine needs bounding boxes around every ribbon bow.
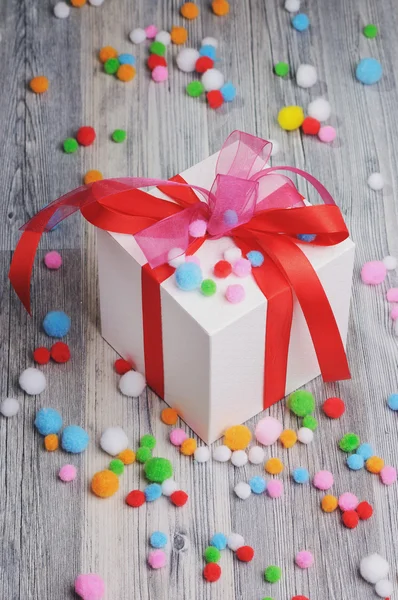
[9,131,350,407]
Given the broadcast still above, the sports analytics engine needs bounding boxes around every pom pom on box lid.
[9,132,354,444]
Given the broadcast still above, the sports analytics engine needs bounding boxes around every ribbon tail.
[8,230,42,314]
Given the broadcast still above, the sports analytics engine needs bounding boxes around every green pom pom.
[109,458,124,475]
[104,57,120,74]
[201,279,216,296]
[136,446,152,463]
[363,24,378,38]
[288,390,315,417]
[140,434,156,449]
[144,457,173,483]
[339,433,360,453]
[186,81,205,97]
[204,546,221,563]
[274,61,289,77]
[264,565,281,583]
[63,138,78,153]
[149,41,166,56]
[302,415,318,431]
[112,129,127,143]
[262,598,274,600]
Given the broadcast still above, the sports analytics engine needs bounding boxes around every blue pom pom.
[61,425,89,453]
[357,443,374,460]
[118,53,136,66]
[210,533,227,550]
[34,408,63,435]
[221,82,237,102]
[347,454,365,470]
[145,483,162,502]
[292,467,310,484]
[175,262,202,291]
[248,476,267,494]
[387,393,398,411]
[246,250,264,267]
[43,311,71,338]
[297,234,316,243]
[199,45,216,61]
[356,58,382,85]
[223,209,238,227]
[150,531,168,548]
[292,13,310,31]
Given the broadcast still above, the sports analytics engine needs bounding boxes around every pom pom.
[145,483,162,502]
[380,465,397,485]
[360,554,389,584]
[318,126,337,143]
[44,433,59,451]
[147,54,167,70]
[202,37,218,48]
[225,284,245,303]
[367,172,384,191]
[100,427,129,456]
[161,407,179,425]
[224,246,242,262]
[91,469,119,498]
[383,255,397,270]
[119,370,146,396]
[70,0,86,6]
[186,81,205,97]
[117,449,135,464]
[302,415,318,430]
[321,494,338,512]
[285,0,300,12]
[213,445,232,462]
[44,251,62,269]
[63,137,78,153]
[144,457,173,483]
[33,347,51,365]
[297,234,316,243]
[117,64,136,82]
[84,170,103,184]
[356,501,373,520]
[347,454,364,470]
[195,56,214,73]
[194,446,211,462]
[211,0,230,16]
[177,48,201,76]
[274,61,290,77]
[223,425,252,450]
[357,443,374,460]
[200,45,217,61]
[288,390,315,416]
[125,489,145,507]
[267,479,283,498]
[233,258,252,277]
[255,416,283,446]
[236,546,254,562]
[180,438,197,455]
[375,580,393,598]
[99,46,117,63]
[292,13,310,31]
[43,311,71,338]
[50,341,71,363]
[204,546,221,563]
[189,219,207,237]
[296,64,317,88]
[227,533,244,551]
[223,209,238,226]
[54,2,70,18]
[307,97,331,122]
[175,262,202,291]
[170,490,188,506]
[211,533,227,550]
[170,26,188,45]
[231,450,248,467]
[201,68,224,91]
[150,531,168,548]
[265,458,284,475]
[19,367,46,395]
[148,549,167,569]
[114,358,133,375]
[29,76,49,94]
[170,428,188,446]
[161,478,178,496]
[118,53,135,67]
[59,464,77,482]
[62,425,89,453]
[155,31,171,45]
[302,116,321,135]
[203,563,221,582]
[387,287,398,302]
[152,66,168,82]
[76,126,96,147]
[207,90,224,109]
[279,429,297,448]
[136,447,152,463]
[149,41,166,57]
[264,565,282,583]
[342,510,359,529]
[109,459,124,475]
[74,574,105,600]
[313,470,333,490]
[322,396,345,418]
[363,24,378,39]
[277,105,305,131]
[220,82,236,102]
[339,433,360,452]
[248,476,267,494]
[201,279,217,296]
[140,434,156,449]
[297,427,314,444]
[295,550,314,569]
[246,250,264,267]
[104,58,120,75]
[145,25,158,39]
[292,467,309,484]
[248,446,265,464]
[356,58,382,85]
[129,28,146,44]
[34,408,63,435]
[0,397,20,417]
[214,260,232,278]
[338,492,359,511]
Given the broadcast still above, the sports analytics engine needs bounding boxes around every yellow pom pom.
[84,170,103,184]
[279,429,297,448]
[180,2,199,19]
[212,0,230,16]
[170,26,188,45]
[91,470,119,498]
[29,76,49,94]
[223,425,252,450]
[180,438,197,456]
[118,449,136,465]
[99,46,118,63]
[265,457,284,474]
[321,494,338,513]
[277,106,305,131]
[366,456,384,474]
[44,434,59,452]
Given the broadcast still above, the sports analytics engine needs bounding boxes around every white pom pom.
[269,139,280,157]
[156,30,171,46]
[201,37,218,48]
[248,446,265,464]
[194,446,210,463]
[176,48,200,73]
[383,255,397,270]
[19,368,46,395]
[88,0,105,5]
[213,445,232,462]
[54,1,70,18]
[375,579,393,597]
[201,68,224,92]
[223,246,242,263]
[0,398,20,417]
[227,532,244,550]
[231,450,248,467]
[162,478,178,496]
[367,172,384,191]
[129,28,146,44]
[100,426,129,456]
[119,370,146,397]
[234,482,251,500]
[360,554,389,584]
[168,247,186,268]
[307,97,331,122]
[297,427,314,444]
[285,0,300,12]
[296,64,318,89]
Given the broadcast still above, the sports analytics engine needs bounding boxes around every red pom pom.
[33,347,51,365]
[50,342,71,363]
[195,56,214,73]
[322,397,345,419]
[236,545,254,562]
[207,90,224,109]
[342,510,359,529]
[214,260,232,278]
[76,126,96,147]
[203,563,221,582]
[292,597,310,600]
[114,358,134,375]
[126,490,145,507]
[356,501,373,520]
[170,490,188,507]
[147,55,167,71]
[302,116,321,135]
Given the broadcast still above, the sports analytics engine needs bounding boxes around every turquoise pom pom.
[150,531,168,548]
[34,408,63,435]
[43,311,71,338]
[247,250,264,267]
[249,476,267,494]
[347,454,364,470]
[387,393,398,410]
[118,53,135,66]
[356,58,382,85]
[145,483,162,502]
[292,467,309,483]
[199,45,216,60]
[221,82,236,102]
[357,443,374,460]
[211,533,227,550]
[292,13,310,31]
[61,425,89,453]
[175,262,202,291]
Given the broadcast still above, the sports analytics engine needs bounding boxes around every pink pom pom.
[59,464,77,482]
[145,24,158,39]
[152,66,168,82]
[169,428,188,446]
[186,255,200,265]
[361,260,387,285]
[318,126,336,143]
[295,550,314,569]
[313,470,334,490]
[148,549,167,569]
[44,251,62,270]
[226,284,245,304]
[380,465,397,486]
[391,306,398,320]
[189,219,207,238]
[387,288,398,302]
[255,416,283,446]
[267,479,283,498]
[74,574,105,600]
[338,492,359,511]
[233,258,252,277]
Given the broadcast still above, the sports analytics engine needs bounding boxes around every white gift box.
[97,151,355,444]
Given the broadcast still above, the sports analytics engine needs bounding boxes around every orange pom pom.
[279,429,297,448]
[118,449,136,465]
[366,456,385,474]
[84,170,103,185]
[161,407,179,425]
[212,0,230,16]
[117,64,136,82]
[170,26,188,45]
[44,434,59,452]
[265,457,284,475]
[223,425,252,450]
[29,76,49,94]
[180,2,199,19]
[99,46,118,63]
[321,494,338,513]
[180,438,197,456]
[91,470,119,498]
[71,0,86,6]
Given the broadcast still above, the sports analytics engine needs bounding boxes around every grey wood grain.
[1,0,398,598]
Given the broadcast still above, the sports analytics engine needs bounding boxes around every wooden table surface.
[1,1,398,599]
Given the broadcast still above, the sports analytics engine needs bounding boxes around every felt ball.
[318,126,336,143]
[274,61,290,77]
[161,478,178,496]
[54,2,70,18]
[149,41,166,57]
[119,370,146,396]
[236,546,254,562]
[76,126,96,147]
[33,347,51,364]
[292,467,309,484]
[296,64,317,88]
[91,469,119,498]
[98,46,117,63]
[118,449,135,464]
[214,260,232,278]
[248,446,265,464]
[180,438,197,456]
[140,434,156,449]
[233,258,252,277]
[170,428,188,446]
[265,458,284,475]
[307,97,331,122]
[360,554,389,584]
[156,31,171,46]
[279,429,297,448]
[175,262,202,291]
[63,138,78,153]
[74,574,105,600]
[285,0,300,11]
[114,358,133,375]
[170,26,188,45]
[195,56,214,74]
[207,90,224,109]
[186,81,205,97]
[295,550,314,569]
[357,443,374,460]
[313,470,333,490]
[347,454,364,470]
[255,416,283,446]
[43,311,71,338]
[44,433,59,451]
[267,480,283,498]
[212,0,229,16]
[226,284,245,303]
[109,458,124,476]
[288,390,315,417]
[201,279,217,296]
[59,464,77,482]
[356,501,373,520]
[126,489,146,507]
[246,250,264,267]
[297,427,314,444]
[342,510,359,529]
[145,483,162,502]
[203,563,221,582]
[104,57,120,74]
[375,580,393,598]
[383,255,397,270]
[277,106,305,131]
[339,433,360,452]
[117,65,136,82]
[145,25,158,39]
[380,465,396,485]
[387,288,398,302]
[321,494,338,512]
[34,408,63,436]
[204,546,221,563]
[99,427,128,456]
[129,28,146,44]
[29,76,49,94]
[180,1,199,19]
[161,407,179,425]
[302,415,318,431]
[44,250,62,270]
[0,397,20,417]
[194,446,211,463]
[213,445,232,462]
[136,447,152,463]
[19,367,46,395]
[200,45,217,61]
[201,68,224,91]
[249,476,267,494]
[339,492,359,511]
[367,172,384,191]
[356,58,382,85]
[292,13,310,31]
[211,533,227,550]
[231,450,248,467]
[264,565,281,583]
[51,341,71,363]
[148,550,167,569]
[202,37,218,48]
[322,396,345,418]
[62,425,89,453]
[227,533,244,551]
[189,219,207,237]
[220,82,237,102]
[302,116,321,135]
[224,425,252,450]
[150,531,168,549]
[144,457,173,483]
[170,490,188,506]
